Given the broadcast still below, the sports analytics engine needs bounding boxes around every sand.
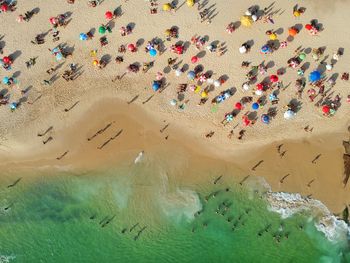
[0,0,349,212]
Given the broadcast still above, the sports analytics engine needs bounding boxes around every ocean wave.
[0,254,15,263]
[266,192,350,243]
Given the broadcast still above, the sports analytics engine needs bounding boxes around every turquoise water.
[0,161,349,263]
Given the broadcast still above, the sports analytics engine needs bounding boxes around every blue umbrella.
[10,102,17,110]
[152,81,160,91]
[56,53,63,61]
[226,114,234,122]
[79,33,88,41]
[2,77,9,84]
[252,102,259,110]
[261,114,270,124]
[261,45,271,54]
[149,49,157,57]
[269,94,277,101]
[187,71,195,80]
[309,70,321,82]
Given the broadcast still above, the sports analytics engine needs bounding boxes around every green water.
[0,162,349,263]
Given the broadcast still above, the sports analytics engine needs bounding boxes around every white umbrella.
[175,69,182,77]
[255,90,263,96]
[242,83,250,91]
[207,78,214,84]
[214,80,220,87]
[170,99,177,106]
[239,46,247,54]
[284,110,296,120]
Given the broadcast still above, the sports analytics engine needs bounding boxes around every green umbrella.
[299,53,306,61]
[99,26,106,34]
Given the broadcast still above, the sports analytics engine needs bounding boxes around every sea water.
[0,158,349,263]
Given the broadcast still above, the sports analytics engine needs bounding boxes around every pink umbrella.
[199,74,207,83]
[49,17,57,25]
[105,11,113,20]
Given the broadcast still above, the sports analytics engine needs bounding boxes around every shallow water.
[0,159,349,263]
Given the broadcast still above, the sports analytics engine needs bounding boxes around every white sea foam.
[266,191,350,243]
[0,254,15,263]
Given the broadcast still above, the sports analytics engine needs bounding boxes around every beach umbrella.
[105,11,113,20]
[152,81,160,91]
[322,105,330,114]
[309,70,321,82]
[242,83,250,91]
[284,110,296,120]
[214,80,220,87]
[3,56,11,64]
[93,60,99,66]
[270,75,279,83]
[1,4,8,12]
[280,41,288,48]
[175,69,182,76]
[252,102,259,110]
[305,24,312,30]
[239,46,247,54]
[252,15,258,22]
[269,93,277,101]
[128,43,136,51]
[162,3,172,11]
[235,102,243,110]
[99,26,106,34]
[261,45,272,54]
[257,83,264,91]
[55,53,63,61]
[240,16,253,27]
[261,114,270,124]
[10,102,17,110]
[226,114,234,122]
[187,71,195,80]
[2,77,9,84]
[191,56,198,63]
[255,90,263,96]
[199,74,207,83]
[79,33,88,41]
[201,91,208,98]
[298,53,306,61]
[186,0,194,7]
[288,27,298,36]
[170,99,177,106]
[49,17,57,25]
[242,116,250,126]
[149,49,157,57]
[269,33,277,40]
[175,46,184,54]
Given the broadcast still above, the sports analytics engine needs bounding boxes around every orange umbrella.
[288,27,298,36]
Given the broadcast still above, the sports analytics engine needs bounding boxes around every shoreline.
[0,95,349,213]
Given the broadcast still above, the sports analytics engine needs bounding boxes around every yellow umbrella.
[164,29,171,36]
[194,86,201,93]
[201,91,208,98]
[240,15,253,27]
[269,33,277,40]
[186,0,194,7]
[293,10,301,17]
[163,3,172,11]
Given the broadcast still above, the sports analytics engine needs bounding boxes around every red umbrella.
[257,83,264,91]
[242,116,250,126]
[235,102,243,110]
[49,17,57,25]
[1,4,8,12]
[191,56,198,63]
[305,24,312,30]
[270,75,279,83]
[322,105,330,114]
[105,11,113,20]
[3,56,11,64]
[176,46,183,54]
[128,43,136,51]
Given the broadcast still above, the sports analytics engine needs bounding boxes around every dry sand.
[0,0,349,212]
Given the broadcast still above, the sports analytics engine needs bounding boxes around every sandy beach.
[0,0,349,215]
